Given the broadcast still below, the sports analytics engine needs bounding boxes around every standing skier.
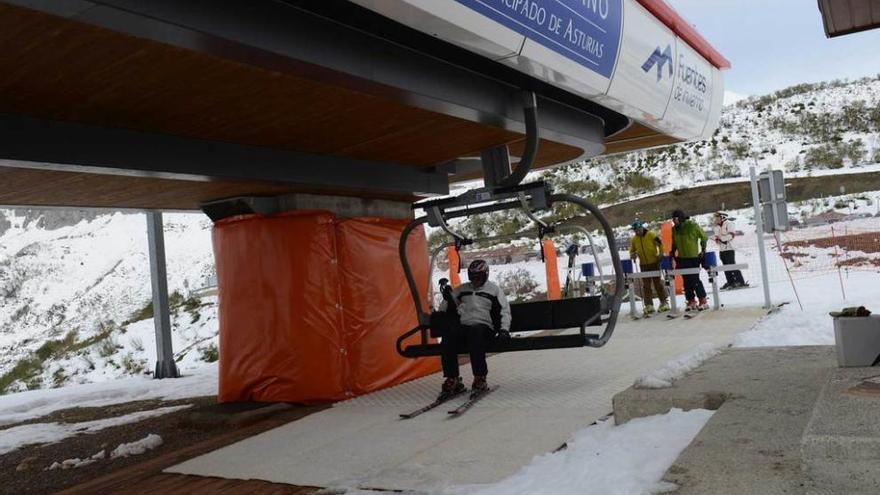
[670,210,709,311]
[629,221,669,315]
[438,259,511,399]
[713,212,747,289]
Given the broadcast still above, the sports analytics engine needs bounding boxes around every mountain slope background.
[1,76,879,394]
[0,211,217,394]
[437,76,880,245]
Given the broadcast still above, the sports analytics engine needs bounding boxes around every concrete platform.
[167,307,765,492]
[802,367,880,494]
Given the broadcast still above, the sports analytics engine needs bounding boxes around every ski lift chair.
[396,92,623,358]
[397,181,624,357]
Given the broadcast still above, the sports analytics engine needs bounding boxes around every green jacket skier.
[669,210,709,311]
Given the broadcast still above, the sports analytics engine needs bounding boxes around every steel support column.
[146,211,179,379]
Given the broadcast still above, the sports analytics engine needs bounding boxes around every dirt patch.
[0,396,324,495]
[785,232,880,254]
[837,256,880,268]
[0,397,200,431]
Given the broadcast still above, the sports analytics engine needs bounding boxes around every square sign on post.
[758,170,789,233]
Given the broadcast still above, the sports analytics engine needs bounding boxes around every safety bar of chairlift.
[426,224,605,305]
[399,194,624,351]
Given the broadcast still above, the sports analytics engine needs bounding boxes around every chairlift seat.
[397,296,603,358]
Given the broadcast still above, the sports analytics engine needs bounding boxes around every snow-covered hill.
[0,211,216,395]
[544,76,880,205]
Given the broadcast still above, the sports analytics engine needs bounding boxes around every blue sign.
[456,0,622,79]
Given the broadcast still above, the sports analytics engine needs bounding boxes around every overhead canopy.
[818,0,880,37]
[0,0,727,210]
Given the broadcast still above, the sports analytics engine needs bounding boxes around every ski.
[721,283,750,292]
[766,301,790,315]
[448,385,499,417]
[399,389,467,419]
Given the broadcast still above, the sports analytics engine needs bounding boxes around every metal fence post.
[750,166,772,309]
[147,211,180,379]
[627,276,637,319]
[711,268,720,310]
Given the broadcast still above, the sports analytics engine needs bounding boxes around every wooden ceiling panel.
[0,3,584,171]
[0,4,680,209]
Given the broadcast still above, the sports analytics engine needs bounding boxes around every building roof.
[818,0,880,37]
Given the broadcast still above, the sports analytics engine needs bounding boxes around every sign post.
[750,166,772,309]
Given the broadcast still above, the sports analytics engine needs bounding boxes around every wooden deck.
[55,407,323,495]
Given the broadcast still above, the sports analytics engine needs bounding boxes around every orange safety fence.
[769,222,880,277]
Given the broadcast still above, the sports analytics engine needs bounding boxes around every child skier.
[629,221,669,315]
[670,210,709,311]
[438,259,511,399]
[713,212,747,289]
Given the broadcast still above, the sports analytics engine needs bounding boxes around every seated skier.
[438,259,511,399]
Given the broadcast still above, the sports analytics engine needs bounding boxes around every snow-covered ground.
[0,363,216,427]
[1,405,187,456]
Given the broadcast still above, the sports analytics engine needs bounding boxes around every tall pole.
[750,166,772,309]
[147,211,180,379]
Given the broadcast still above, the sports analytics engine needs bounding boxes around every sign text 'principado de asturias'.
[456,0,622,78]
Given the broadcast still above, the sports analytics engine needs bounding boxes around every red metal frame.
[637,0,731,69]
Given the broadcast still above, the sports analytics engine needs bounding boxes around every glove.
[497,329,511,339]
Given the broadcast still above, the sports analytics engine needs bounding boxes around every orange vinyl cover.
[661,221,683,295]
[447,245,462,288]
[213,211,348,403]
[542,239,561,301]
[336,218,440,395]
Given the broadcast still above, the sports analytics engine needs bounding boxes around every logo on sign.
[641,45,673,82]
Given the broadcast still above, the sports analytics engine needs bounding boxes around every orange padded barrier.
[214,211,438,404]
[336,218,440,395]
[213,211,346,403]
[542,239,561,300]
[447,245,462,288]
[661,222,683,295]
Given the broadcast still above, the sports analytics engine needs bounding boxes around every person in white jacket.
[713,212,747,289]
[438,259,511,397]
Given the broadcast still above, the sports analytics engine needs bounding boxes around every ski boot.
[471,375,488,393]
[439,377,465,400]
[698,297,710,311]
[685,299,698,312]
[658,302,670,312]
[643,305,656,317]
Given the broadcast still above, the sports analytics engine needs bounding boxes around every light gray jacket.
[713,219,736,251]
[440,280,511,331]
